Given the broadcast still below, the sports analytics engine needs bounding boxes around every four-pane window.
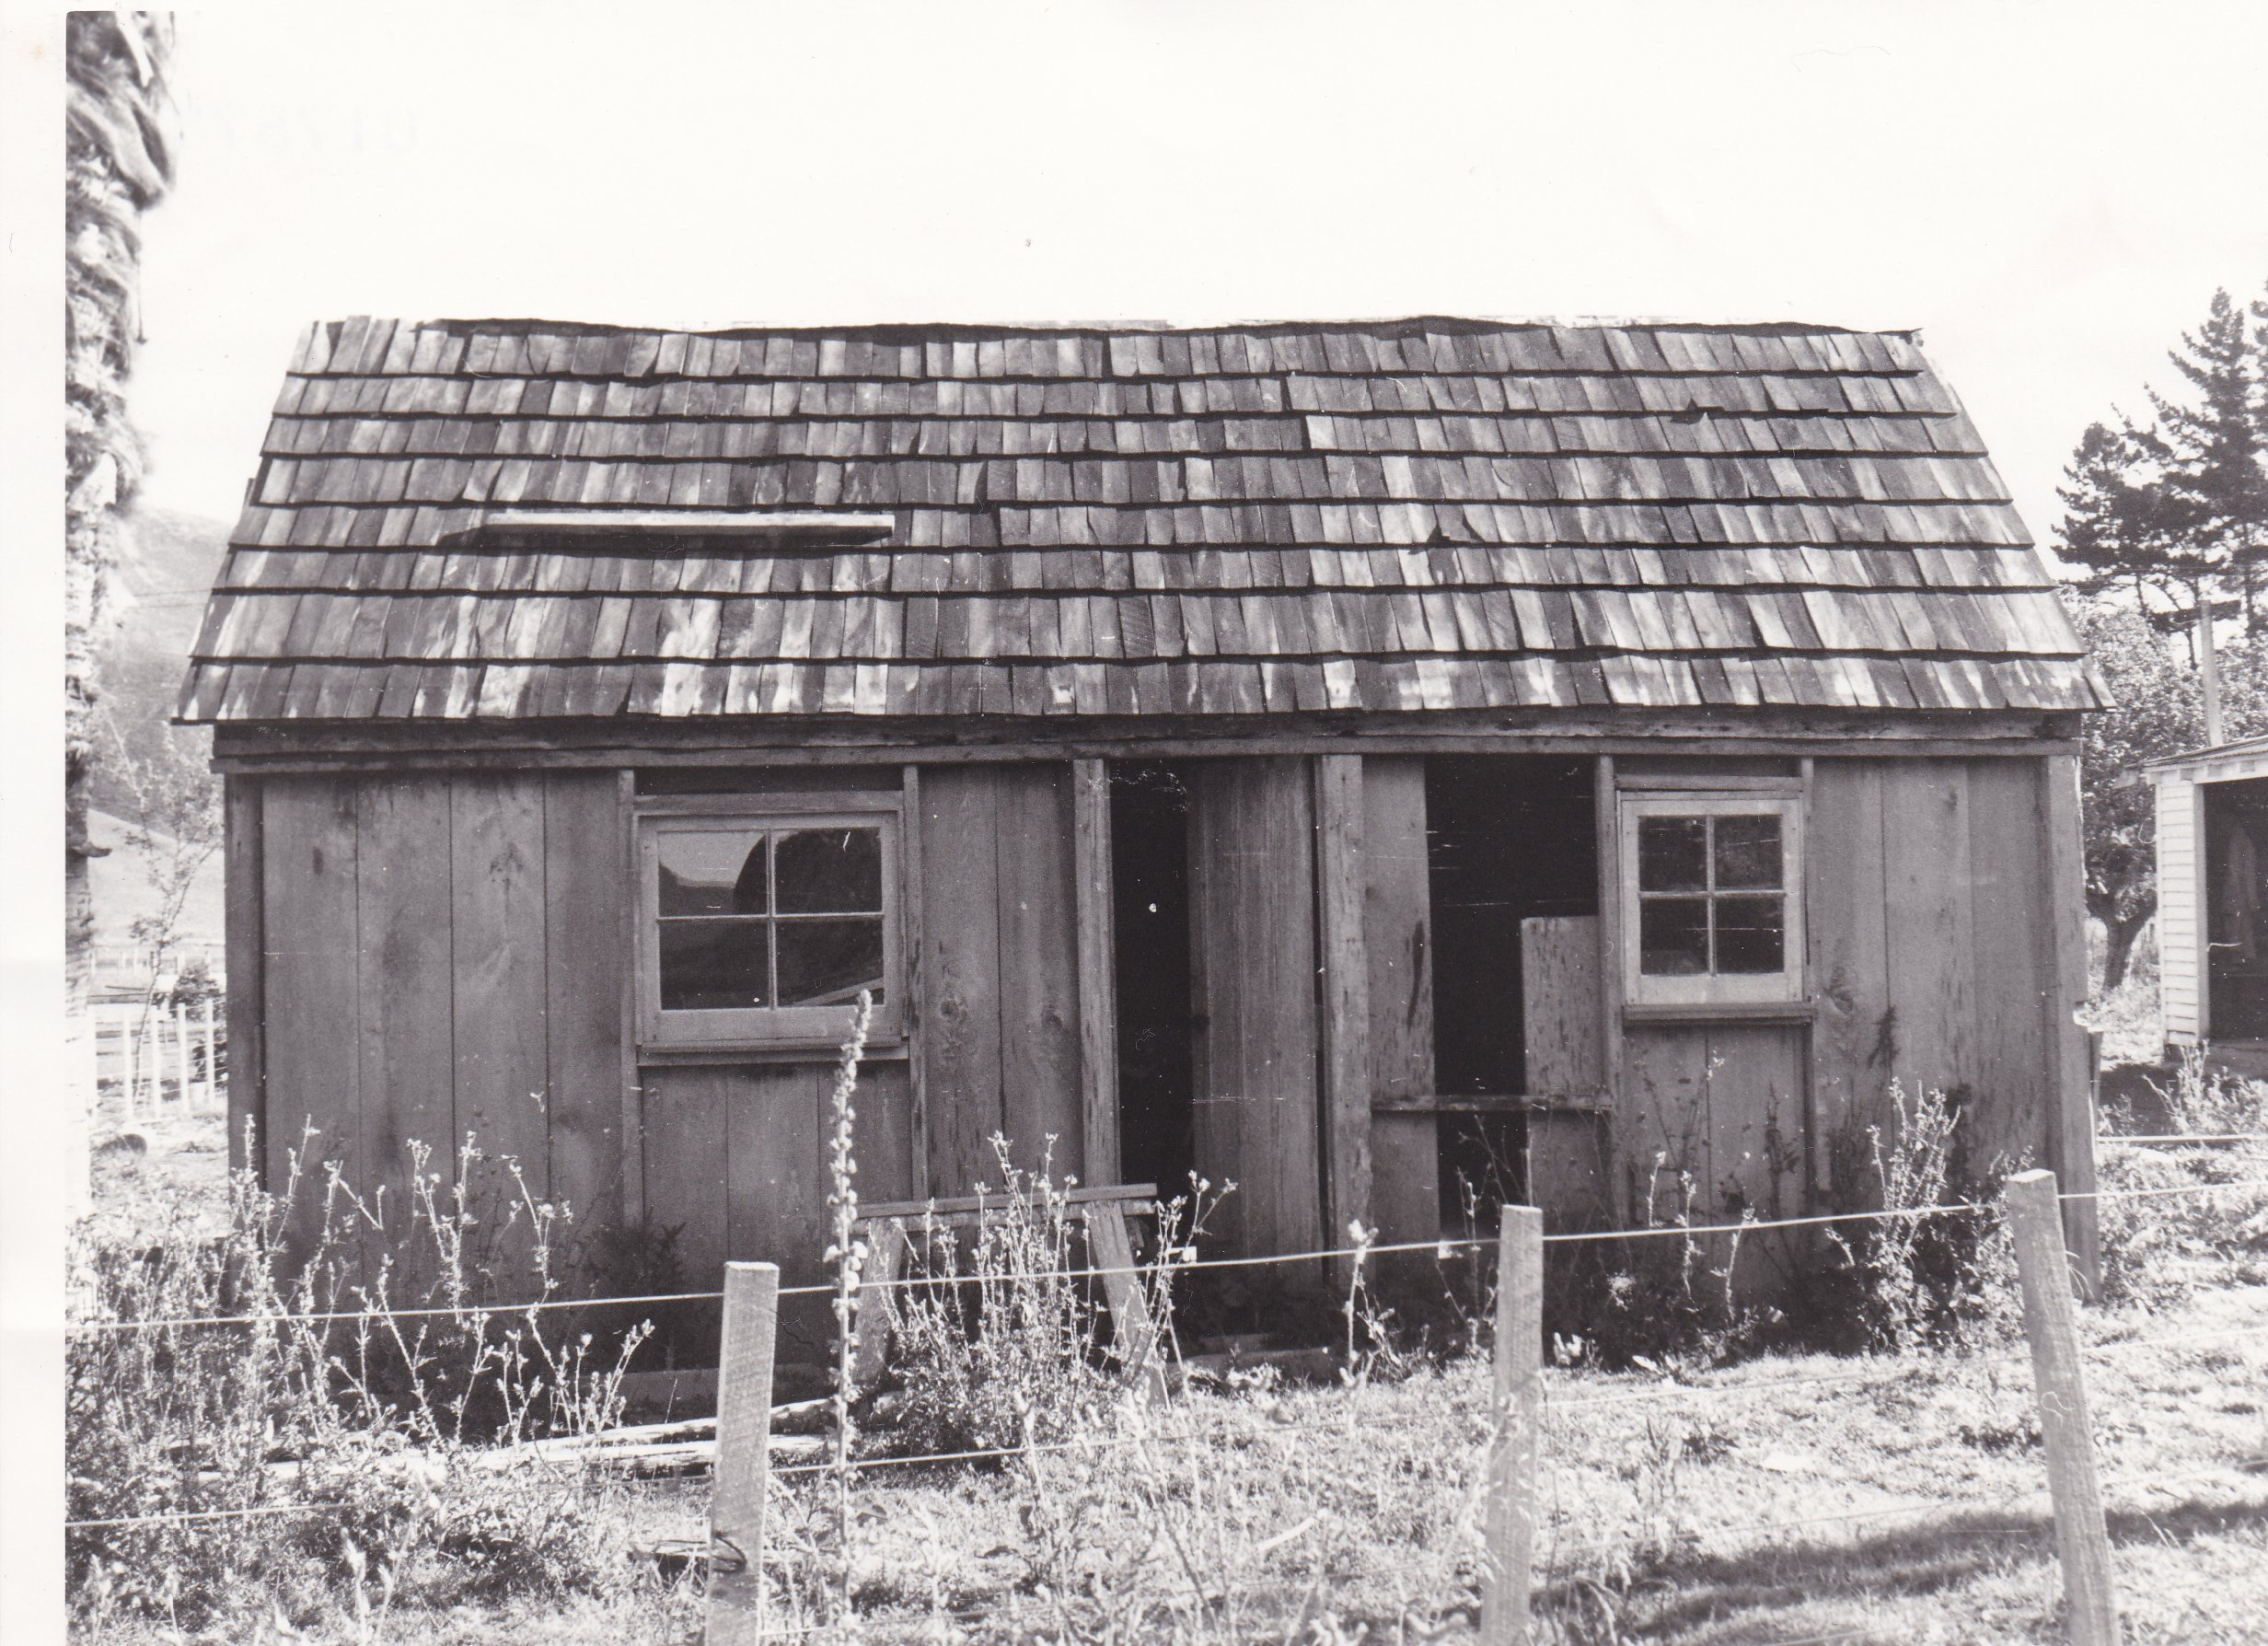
[1620,794,1803,1005]
[639,804,899,1048]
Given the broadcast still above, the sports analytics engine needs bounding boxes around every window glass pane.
[1714,895,1786,973]
[658,920,770,1010]
[657,830,768,916]
[1637,817,1708,892]
[1714,815,1783,890]
[1638,898,1710,975]
[774,827,884,913]
[776,918,886,1007]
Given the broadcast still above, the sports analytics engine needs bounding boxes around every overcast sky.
[130,3,2268,553]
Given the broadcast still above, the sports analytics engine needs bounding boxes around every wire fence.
[64,1167,2268,1644]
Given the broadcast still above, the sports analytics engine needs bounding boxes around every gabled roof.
[178,316,2107,724]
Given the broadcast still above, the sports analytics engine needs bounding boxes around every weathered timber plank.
[224,777,267,1178]
[1807,759,1892,1200]
[1363,755,1437,1249]
[1966,758,2052,1177]
[260,777,361,1200]
[1522,915,1603,1095]
[851,1061,917,1206]
[725,1063,825,1283]
[354,777,456,1242]
[1704,1024,1808,1226]
[995,764,1083,1177]
[616,771,645,1226]
[450,775,552,1211]
[2041,754,2100,1282]
[1187,756,1323,1258]
[1880,760,1976,1125]
[1072,759,1122,1186]
[899,767,928,1198]
[1593,757,1628,1222]
[641,1063,732,1298]
[919,766,1006,1193]
[1315,754,1372,1248]
[545,771,630,1257]
[1619,1026,1712,1226]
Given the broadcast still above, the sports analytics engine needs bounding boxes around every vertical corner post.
[1314,753,1371,1283]
[2042,753,2100,1293]
[1071,759,1120,1188]
[1481,1204,1544,1644]
[2006,1168,2122,1646]
[708,1259,781,1645]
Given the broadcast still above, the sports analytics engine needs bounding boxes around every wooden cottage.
[180,316,2110,1315]
[2145,736,2268,1077]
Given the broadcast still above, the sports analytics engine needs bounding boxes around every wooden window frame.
[1617,791,1806,1009]
[634,791,905,1054]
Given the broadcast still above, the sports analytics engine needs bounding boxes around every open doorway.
[1107,762,1196,1199]
[1425,756,1598,1231]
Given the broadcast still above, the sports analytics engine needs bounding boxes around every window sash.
[1619,793,1804,1007]
[636,802,901,1049]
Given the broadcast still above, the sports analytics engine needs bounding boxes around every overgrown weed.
[68,1125,654,1631]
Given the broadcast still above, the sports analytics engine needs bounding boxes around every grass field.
[73,1091,2268,1644]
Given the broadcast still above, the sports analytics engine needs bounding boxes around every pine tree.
[2136,287,2268,632]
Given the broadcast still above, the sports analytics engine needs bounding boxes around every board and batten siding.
[241,771,631,1267]
[2156,775,2204,1040]
[1808,756,2084,1188]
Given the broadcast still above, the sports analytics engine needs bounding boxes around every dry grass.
[74,1115,2268,1644]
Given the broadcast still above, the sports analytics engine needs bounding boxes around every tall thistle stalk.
[823,990,874,1622]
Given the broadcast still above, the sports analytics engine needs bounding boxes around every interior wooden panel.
[1522,915,1603,1095]
[1187,756,1323,1258]
[1362,756,1439,1247]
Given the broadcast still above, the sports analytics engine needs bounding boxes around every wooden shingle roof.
[178,316,2106,724]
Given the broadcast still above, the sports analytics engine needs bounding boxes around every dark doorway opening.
[1108,763,1196,1199]
[1425,756,1598,1231]
[2205,776,2268,1042]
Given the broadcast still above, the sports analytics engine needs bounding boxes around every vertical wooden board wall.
[1807,760,1892,1196]
[223,777,266,1177]
[1187,757,1323,1258]
[260,777,361,1195]
[1619,1026,1712,1223]
[917,767,1006,1191]
[1965,759,2054,1173]
[353,778,456,1227]
[1704,1026,1808,1224]
[545,772,630,1236]
[1314,756,1371,1247]
[1363,758,1438,1247]
[993,765,1084,1177]
[641,1064,733,1295]
[450,777,552,1205]
[725,1063,825,1282]
[916,764,1083,1193]
[1880,759,1977,1115]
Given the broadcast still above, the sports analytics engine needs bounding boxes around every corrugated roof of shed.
[178,316,2108,724]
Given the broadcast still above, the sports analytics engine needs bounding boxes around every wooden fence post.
[200,998,218,1111]
[709,1260,781,1646]
[2006,1168,2122,1646]
[1481,1205,1544,1644]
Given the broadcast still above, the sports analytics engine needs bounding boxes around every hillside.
[89,505,228,816]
